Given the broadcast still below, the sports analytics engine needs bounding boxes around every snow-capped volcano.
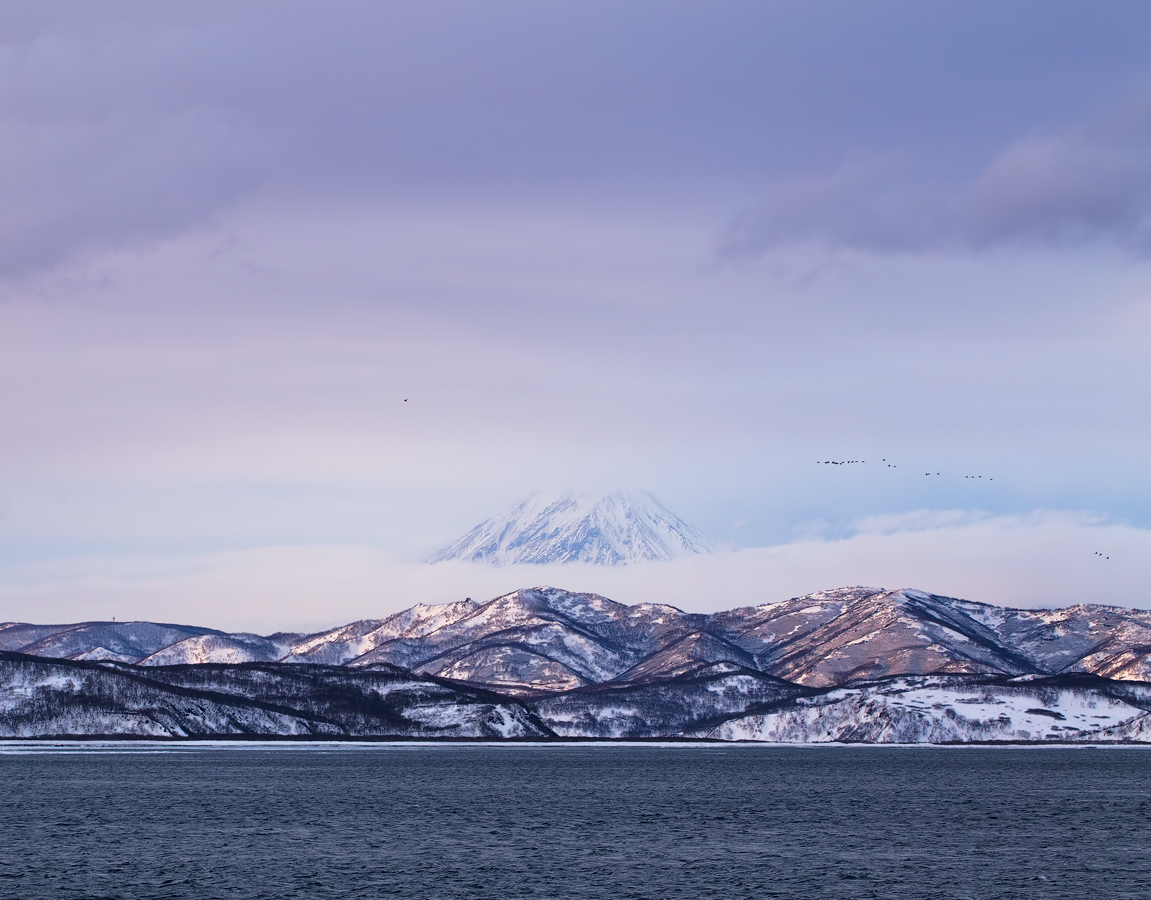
[429,491,721,565]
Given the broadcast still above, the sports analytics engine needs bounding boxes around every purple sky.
[2,2,1150,627]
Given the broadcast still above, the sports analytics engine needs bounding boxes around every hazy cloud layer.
[1,511,1146,631]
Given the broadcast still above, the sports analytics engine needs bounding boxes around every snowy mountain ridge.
[7,585,1151,689]
[5,584,1151,741]
[429,491,721,565]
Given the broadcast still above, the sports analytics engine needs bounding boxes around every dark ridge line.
[0,652,388,734]
[896,594,1042,675]
[612,631,757,683]
[532,662,804,700]
[0,651,554,739]
[3,666,1149,744]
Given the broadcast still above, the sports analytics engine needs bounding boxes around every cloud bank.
[2,510,1146,632]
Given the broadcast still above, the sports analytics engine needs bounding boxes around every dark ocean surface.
[2,743,1150,900]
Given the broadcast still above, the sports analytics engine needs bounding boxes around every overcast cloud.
[722,94,1151,257]
[4,2,1151,275]
[1,2,1150,625]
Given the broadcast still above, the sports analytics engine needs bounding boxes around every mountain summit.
[429,491,721,565]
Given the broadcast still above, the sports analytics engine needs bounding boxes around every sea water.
[2,743,1149,899]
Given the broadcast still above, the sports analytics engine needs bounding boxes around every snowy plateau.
[429,491,721,565]
[3,586,1151,743]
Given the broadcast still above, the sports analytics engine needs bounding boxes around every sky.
[1,1,1150,629]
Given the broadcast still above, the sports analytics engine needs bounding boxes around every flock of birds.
[407,396,1119,566]
[816,459,990,479]
[405,390,1121,567]
[816,456,1114,561]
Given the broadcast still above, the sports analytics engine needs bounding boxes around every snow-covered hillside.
[0,653,547,739]
[4,585,1151,742]
[429,491,721,565]
[3,653,1148,743]
[691,675,1151,744]
[6,585,1151,694]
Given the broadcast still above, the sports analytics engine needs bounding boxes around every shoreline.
[2,737,1150,751]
